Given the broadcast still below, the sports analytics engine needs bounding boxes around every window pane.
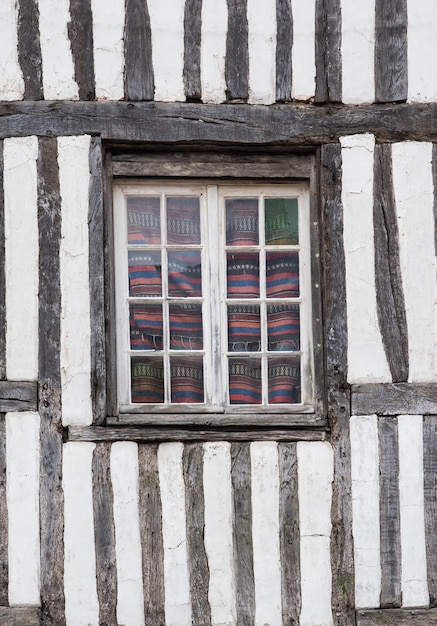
[131,356,164,403]
[168,250,202,297]
[227,305,261,352]
[167,197,201,245]
[267,304,300,351]
[170,356,204,403]
[127,197,161,244]
[128,251,162,297]
[265,198,298,245]
[226,198,259,246]
[169,303,203,350]
[130,304,163,350]
[228,357,262,404]
[227,252,260,298]
[266,251,299,298]
[268,356,301,404]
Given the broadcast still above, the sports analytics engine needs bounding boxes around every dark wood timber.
[17,0,43,100]
[375,0,408,102]
[225,0,249,100]
[183,0,202,101]
[315,0,342,103]
[68,0,95,100]
[183,444,211,625]
[138,445,165,624]
[379,416,401,608]
[89,137,106,424]
[373,143,408,381]
[0,382,37,412]
[321,144,354,626]
[276,0,293,102]
[109,413,325,427]
[92,443,117,625]
[0,141,5,380]
[433,145,437,270]
[124,0,154,101]
[423,416,437,606]
[0,415,8,606]
[37,137,65,625]
[357,608,437,625]
[352,383,437,416]
[231,443,254,625]
[278,443,300,626]
[0,607,41,626]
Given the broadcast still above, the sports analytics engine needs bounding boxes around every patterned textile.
[131,357,164,403]
[266,252,299,298]
[227,252,260,298]
[264,198,298,245]
[228,357,262,404]
[170,356,204,403]
[127,197,161,244]
[130,304,163,350]
[168,250,202,297]
[167,197,201,245]
[128,251,162,296]
[169,303,203,350]
[268,357,301,404]
[226,198,259,246]
[267,303,300,351]
[227,305,261,352]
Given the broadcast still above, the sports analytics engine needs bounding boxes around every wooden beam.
[423,416,437,606]
[352,383,437,416]
[275,0,293,102]
[124,0,154,101]
[68,0,95,100]
[374,0,408,103]
[315,0,342,103]
[17,0,43,100]
[225,0,249,100]
[183,0,202,101]
[0,141,5,380]
[357,608,437,625]
[0,416,8,606]
[0,382,37,412]
[0,606,40,626]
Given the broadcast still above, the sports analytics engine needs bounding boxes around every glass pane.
[226,198,259,246]
[131,356,164,403]
[167,197,201,245]
[268,356,301,404]
[127,197,161,244]
[227,252,260,298]
[266,251,299,298]
[169,303,203,350]
[227,305,261,352]
[168,250,202,297]
[130,304,163,350]
[267,304,300,351]
[265,198,298,245]
[170,356,204,403]
[228,357,262,404]
[128,251,162,297]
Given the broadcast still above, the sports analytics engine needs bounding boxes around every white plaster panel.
[148,0,185,102]
[38,0,79,99]
[4,137,39,381]
[341,0,375,104]
[350,415,381,608]
[92,0,125,100]
[392,142,437,381]
[58,136,93,426]
[247,0,276,104]
[291,0,316,101]
[7,412,40,605]
[203,442,236,625]
[341,134,391,383]
[398,415,429,607]
[158,443,192,626]
[111,442,145,626]
[0,0,24,100]
[408,0,437,102]
[201,0,228,103]
[250,442,282,626]
[63,442,99,626]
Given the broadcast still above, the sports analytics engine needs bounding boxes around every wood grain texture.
[183,0,202,101]
[0,382,37,412]
[423,416,437,606]
[124,0,154,101]
[92,443,117,625]
[276,0,293,102]
[17,0,43,100]
[433,145,437,272]
[373,143,408,382]
[138,445,165,624]
[183,444,211,625]
[110,412,324,427]
[37,137,65,625]
[0,607,41,625]
[231,443,254,625]
[225,0,249,100]
[351,383,437,416]
[375,0,408,102]
[68,0,95,100]
[379,416,401,608]
[0,142,5,380]
[0,414,8,606]
[315,0,342,103]
[278,443,300,626]
[357,608,437,625]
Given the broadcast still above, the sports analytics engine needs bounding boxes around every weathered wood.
[92,443,117,625]
[357,608,437,625]
[278,443,300,626]
[124,0,154,101]
[110,413,325,426]
[17,0,43,100]
[68,0,95,100]
[0,415,8,606]
[321,143,354,626]
[37,137,66,625]
[433,145,437,274]
[0,385,37,413]
[276,0,293,102]
[352,383,437,416]
[225,0,249,100]
[423,416,437,606]
[182,444,211,625]
[0,607,41,626]
[183,0,202,101]
[379,416,401,608]
[315,0,342,103]
[375,0,408,103]
[0,141,5,380]
[138,445,165,624]
[373,143,408,382]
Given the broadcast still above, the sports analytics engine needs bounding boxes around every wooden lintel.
[352,383,437,416]
[357,608,437,625]
[0,381,37,412]
[0,606,40,626]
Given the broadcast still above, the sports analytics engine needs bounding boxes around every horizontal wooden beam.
[357,608,437,625]
[0,381,37,412]
[0,606,40,626]
[352,383,437,416]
